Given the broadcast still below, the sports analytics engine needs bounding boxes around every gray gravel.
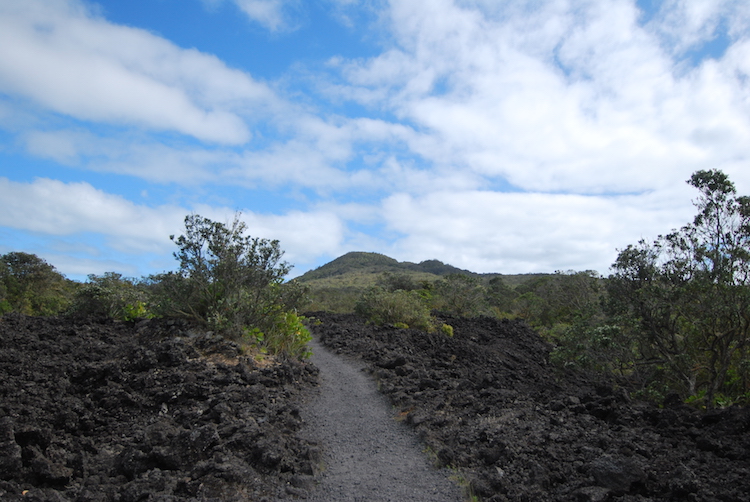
[300,336,464,502]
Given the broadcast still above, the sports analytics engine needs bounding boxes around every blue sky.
[2,0,750,281]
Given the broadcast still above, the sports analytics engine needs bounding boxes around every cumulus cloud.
[334,0,750,195]
[0,0,276,144]
[0,177,185,253]
[381,187,696,275]
[3,0,750,278]
[0,177,346,277]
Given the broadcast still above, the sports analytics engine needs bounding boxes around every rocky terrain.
[1,312,749,501]
[0,314,319,501]
[309,312,750,502]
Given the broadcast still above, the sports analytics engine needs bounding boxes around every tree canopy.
[607,169,750,406]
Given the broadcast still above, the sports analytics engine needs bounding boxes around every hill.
[295,252,555,312]
[296,251,551,287]
[296,251,471,282]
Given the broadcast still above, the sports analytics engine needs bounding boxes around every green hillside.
[296,252,473,284]
[296,251,555,312]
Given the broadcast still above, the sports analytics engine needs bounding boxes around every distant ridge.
[297,252,473,282]
[297,251,555,312]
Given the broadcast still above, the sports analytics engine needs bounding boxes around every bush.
[69,272,151,320]
[440,324,454,337]
[0,252,74,315]
[549,322,636,376]
[354,286,436,332]
[376,272,419,292]
[243,310,312,360]
[150,213,310,359]
[433,274,487,316]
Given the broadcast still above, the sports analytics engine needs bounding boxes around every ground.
[309,312,750,502]
[0,314,319,501]
[1,312,749,501]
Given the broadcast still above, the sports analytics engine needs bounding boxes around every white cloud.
[650,0,750,54]
[4,0,750,279]
[0,177,185,253]
[234,0,289,31]
[333,0,750,195]
[240,210,345,262]
[23,129,231,183]
[0,0,278,144]
[381,187,696,275]
[0,177,346,276]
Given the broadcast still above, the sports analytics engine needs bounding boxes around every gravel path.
[301,336,464,502]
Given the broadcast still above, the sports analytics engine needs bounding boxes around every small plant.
[243,311,312,360]
[122,301,153,321]
[441,324,454,337]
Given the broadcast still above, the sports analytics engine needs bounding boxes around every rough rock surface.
[3,311,750,501]
[0,314,318,501]
[308,312,750,502]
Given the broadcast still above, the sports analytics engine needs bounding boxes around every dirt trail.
[301,336,463,502]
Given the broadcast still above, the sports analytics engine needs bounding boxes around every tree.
[166,214,291,327]
[69,272,150,320]
[152,214,310,358]
[0,252,73,315]
[510,271,602,328]
[486,276,518,313]
[433,274,487,316]
[608,170,750,406]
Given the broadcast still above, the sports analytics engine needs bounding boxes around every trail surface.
[301,336,463,502]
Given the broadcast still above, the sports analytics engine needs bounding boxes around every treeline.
[349,170,750,409]
[0,214,311,360]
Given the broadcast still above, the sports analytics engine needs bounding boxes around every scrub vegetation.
[296,170,750,409]
[2,170,750,401]
[1,213,311,360]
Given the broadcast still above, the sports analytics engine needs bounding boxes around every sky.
[1,0,750,281]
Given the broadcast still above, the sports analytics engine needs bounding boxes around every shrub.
[243,310,312,360]
[433,274,487,316]
[377,272,419,292]
[0,252,74,315]
[549,322,636,377]
[354,286,436,332]
[69,272,151,320]
[150,213,311,359]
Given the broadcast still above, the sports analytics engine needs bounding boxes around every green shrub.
[149,213,312,359]
[69,272,152,320]
[433,274,487,316]
[244,310,312,360]
[549,322,636,376]
[377,272,419,292]
[0,252,74,315]
[355,286,436,332]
